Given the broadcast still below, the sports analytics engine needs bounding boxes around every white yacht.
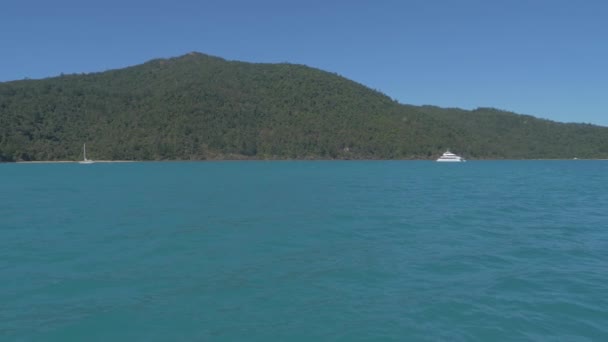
[79,143,94,164]
[436,150,465,162]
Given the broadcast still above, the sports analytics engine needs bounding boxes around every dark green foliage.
[1,52,607,161]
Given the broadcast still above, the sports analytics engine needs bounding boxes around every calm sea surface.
[1,161,607,341]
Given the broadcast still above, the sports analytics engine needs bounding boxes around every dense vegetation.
[1,52,607,161]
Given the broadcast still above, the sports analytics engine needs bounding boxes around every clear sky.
[1,0,607,126]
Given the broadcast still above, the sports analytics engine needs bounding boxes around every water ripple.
[1,161,608,340]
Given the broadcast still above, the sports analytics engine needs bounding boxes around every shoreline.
[5,158,608,164]
[13,160,138,164]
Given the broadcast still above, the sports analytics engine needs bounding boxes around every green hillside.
[1,52,607,161]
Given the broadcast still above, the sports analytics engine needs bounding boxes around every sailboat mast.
[83,143,87,160]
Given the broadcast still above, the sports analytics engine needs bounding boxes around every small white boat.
[79,143,94,164]
[436,150,465,162]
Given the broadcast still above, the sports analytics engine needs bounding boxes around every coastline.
[6,158,608,164]
[13,160,137,164]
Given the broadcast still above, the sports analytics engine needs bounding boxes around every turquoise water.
[1,161,607,341]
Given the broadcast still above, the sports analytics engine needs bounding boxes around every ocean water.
[1,160,607,341]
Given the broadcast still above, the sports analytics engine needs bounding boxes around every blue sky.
[1,0,607,126]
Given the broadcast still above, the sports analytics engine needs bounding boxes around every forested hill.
[1,52,607,161]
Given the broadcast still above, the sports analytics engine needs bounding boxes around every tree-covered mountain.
[1,52,607,161]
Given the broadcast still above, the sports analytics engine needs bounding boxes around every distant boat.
[436,150,465,162]
[79,144,94,164]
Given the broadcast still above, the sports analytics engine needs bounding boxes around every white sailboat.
[79,143,94,164]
